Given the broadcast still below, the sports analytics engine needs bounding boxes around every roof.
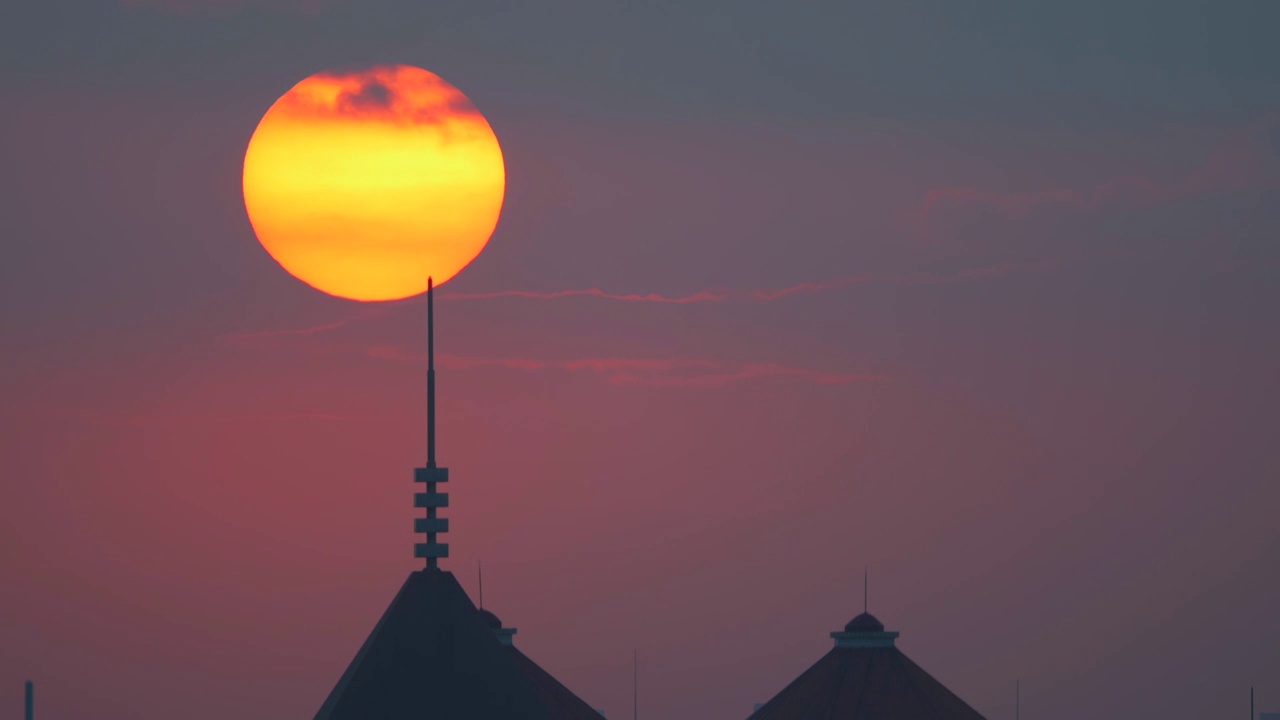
[844,612,885,633]
[509,646,605,720]
[749,617,986,720]
[313,569,552,720]
[481,609,604,720]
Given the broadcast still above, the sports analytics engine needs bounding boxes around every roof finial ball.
[832,567,897,648]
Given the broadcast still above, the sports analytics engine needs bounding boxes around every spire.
[414,277,450,568]
[428,276,435,466]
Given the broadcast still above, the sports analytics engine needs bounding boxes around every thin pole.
[425,277,438,569]
[427,276,436,468]
[25,680,33,720]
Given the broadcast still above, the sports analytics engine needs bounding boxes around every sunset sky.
[2,2,1278,720]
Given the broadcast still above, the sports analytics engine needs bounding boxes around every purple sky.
[2,2,1279,719]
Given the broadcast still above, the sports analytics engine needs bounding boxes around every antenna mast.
[413,277,450,569]
[428,276,435,466]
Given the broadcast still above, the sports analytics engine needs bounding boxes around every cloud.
[366,346,885,389]
[339,79,393,111]
[279,66,484,127]
[899,259,1064,286]
[608,364,882,389]
[218,319,352,343]
[27,403,364,426]
[441,288,731,304]
[911,188,1082,225]
[119,0,339,14]
[442,261,1051,307]
[748,273,876,301]
[218,259,1057,345]
[907,115,1280,232]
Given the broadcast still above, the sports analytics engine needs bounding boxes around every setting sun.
[242,65,505,301]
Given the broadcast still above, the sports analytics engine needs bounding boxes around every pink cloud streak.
[366,347,885,389]
[27,403,365,426]
[119,0,338,14]
[439,261,1037,308]
[441,288,730,304]
[219,319,352,342]
[218,259,1056,343]
[908,114,1280,229]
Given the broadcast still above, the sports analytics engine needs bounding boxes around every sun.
[242,65,506,301]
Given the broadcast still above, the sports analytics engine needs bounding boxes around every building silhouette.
[308,279,987,720]
[312,280,598,720]
[747,610,987,720]
[480,609,605,720]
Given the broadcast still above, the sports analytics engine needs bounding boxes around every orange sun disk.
[242,65,506,301]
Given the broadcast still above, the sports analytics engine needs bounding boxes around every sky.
[2,1,1279,719]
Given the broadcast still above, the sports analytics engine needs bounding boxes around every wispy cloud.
[219,319,353,342]
[748,273,877,301]
[119,0,339,15]
[218,259,1056,344]
[440,261,1044,307]
[899,259,1064,286]
[367,346,886,389]
[907,114,1280,231]
[441,288,731,304]
[609,364,882,389]
[28,403,369,427]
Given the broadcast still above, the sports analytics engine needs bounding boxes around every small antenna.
[478,561,484,610]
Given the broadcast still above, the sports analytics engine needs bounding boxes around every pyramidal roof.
[482,609,604,720]
[749,612,986,720]
[510,648,604,720]
[314,279,577,720]
[313,569,552,720]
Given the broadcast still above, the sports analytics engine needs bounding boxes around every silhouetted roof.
[479,608,603,720]
[844,612,885,633]
[313,569,552,720]
[510,646,605,720]
[750,615,986,720]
